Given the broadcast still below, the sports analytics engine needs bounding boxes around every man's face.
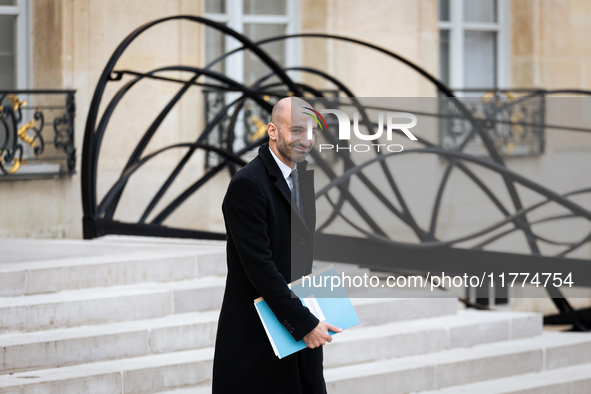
[271,100,316,166]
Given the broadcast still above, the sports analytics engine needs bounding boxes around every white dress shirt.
[269,146,295,191]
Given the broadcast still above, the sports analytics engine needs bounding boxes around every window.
[204,0,299,86]
[203,0,299,155]
[0,0,30,89]
[438,0,508,92]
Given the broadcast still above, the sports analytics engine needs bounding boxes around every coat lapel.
[297,162,315,232]
[258,144,314,233]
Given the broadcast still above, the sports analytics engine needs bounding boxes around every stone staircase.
[0,236,590,393]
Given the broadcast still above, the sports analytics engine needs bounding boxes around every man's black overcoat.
[212,144,326,393]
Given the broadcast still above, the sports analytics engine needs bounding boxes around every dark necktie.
[291,169,304,217]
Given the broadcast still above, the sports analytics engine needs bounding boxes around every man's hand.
[302,321,343,349]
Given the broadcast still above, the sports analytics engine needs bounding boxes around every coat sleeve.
[222,174,319,342]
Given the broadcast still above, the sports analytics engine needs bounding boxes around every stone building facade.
[1,0,590,297]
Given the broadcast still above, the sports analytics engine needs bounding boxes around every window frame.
[438,0,509,91]
[203,0,300,86]
[203,0,299,152]
[0,0,31,90]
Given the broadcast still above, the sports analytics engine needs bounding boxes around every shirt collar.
[268,146,295,183]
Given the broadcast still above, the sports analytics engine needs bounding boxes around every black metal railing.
[80,16,591,330]
[440,89,545,157]
[0,90,75,179]
[203,90,271,168]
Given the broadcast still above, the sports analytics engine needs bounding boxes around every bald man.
[212,98,340,393]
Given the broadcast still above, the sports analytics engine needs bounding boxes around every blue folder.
[254,265,360,359]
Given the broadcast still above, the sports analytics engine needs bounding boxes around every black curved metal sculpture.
[82,16,591,330]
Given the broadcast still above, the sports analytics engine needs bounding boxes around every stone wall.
[1,0,590,255]
[511,0,591,90]
[299,0,439,97]
[1,0,209,238]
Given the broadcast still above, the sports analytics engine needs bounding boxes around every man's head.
[268,97,316,168]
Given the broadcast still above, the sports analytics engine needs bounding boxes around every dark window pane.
[205,0,225,13]
[243,23,286,85]
[0,0,16,5]
[204,25,226,78]
[244,0,286,15]
[464,31,497,88]
[0,15,15,53]
[439,30,450,85]
[0,15,15,89]
[464,0,497,23]
[0,56,15,89]
[439,0,450,21]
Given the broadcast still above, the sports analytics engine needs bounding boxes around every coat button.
[289,328,295,333]
[282,320,288,326]
[300,238,305,245]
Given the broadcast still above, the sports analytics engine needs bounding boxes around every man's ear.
[267,122,278,141]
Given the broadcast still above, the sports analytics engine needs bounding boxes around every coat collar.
[259,144,288,185]
[259,143,310,179]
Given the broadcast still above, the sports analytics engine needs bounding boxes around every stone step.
[96,234,225,248]
[0,296,457,372]
[350,296,458,326]
[8,322,578,394]
[0,273,457,334]
[0,277,226,333]
[324,309,541,368]
[417,363,591,394]
[161,363,590,394]
[0,311,219,373]
[156,385,212,394]
[0,247,226,297]
[0,347,214,394]
[324,331,591,393]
